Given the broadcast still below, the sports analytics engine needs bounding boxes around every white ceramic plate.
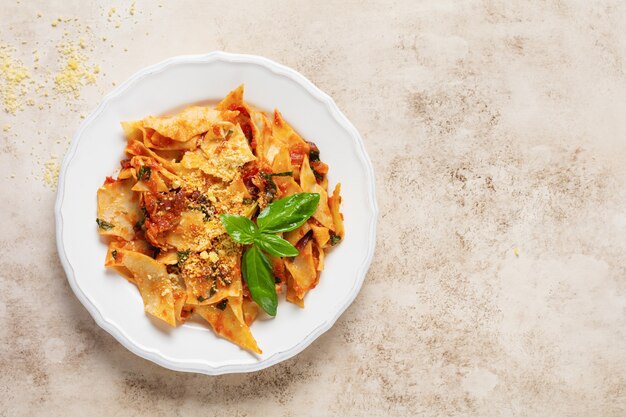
[55,52,377,375]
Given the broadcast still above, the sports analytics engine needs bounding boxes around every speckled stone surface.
[2,1,626,416]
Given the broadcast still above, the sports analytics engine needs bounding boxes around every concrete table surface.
[1,1,625,416]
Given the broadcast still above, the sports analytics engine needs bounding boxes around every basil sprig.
[220,192,320,316]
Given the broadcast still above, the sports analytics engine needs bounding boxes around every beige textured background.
[2,1,626,416]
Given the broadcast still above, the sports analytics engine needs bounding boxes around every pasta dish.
[95,85,343,353]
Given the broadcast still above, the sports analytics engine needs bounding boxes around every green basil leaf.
[256,193,320,233]
[177,250,190,264]
[96,218,115,230]
[330,233,341,246]
[309,148,320,163]
[242,246,277,316]
[219,214,258,244]
[137,165,151,181]
[255,234,299,257]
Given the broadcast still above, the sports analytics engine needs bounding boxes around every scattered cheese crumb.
[51,19,58,27]
[53,40,98,98]
[37,11,42,18]
[0,44,31,114]
[43,158,61,189]
[3,124,11,132]
[513,247,520,257]
[129,0,136,15]
[108,7,116,17]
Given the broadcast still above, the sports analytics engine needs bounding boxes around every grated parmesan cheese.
[53,40,98,98]
[43,158,60,189]
[0,45,30,114]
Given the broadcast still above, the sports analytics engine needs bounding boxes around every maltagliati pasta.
[96,85,344,353]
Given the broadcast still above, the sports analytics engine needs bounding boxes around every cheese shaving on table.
[53,41,98,98]
[0,45,30,114]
